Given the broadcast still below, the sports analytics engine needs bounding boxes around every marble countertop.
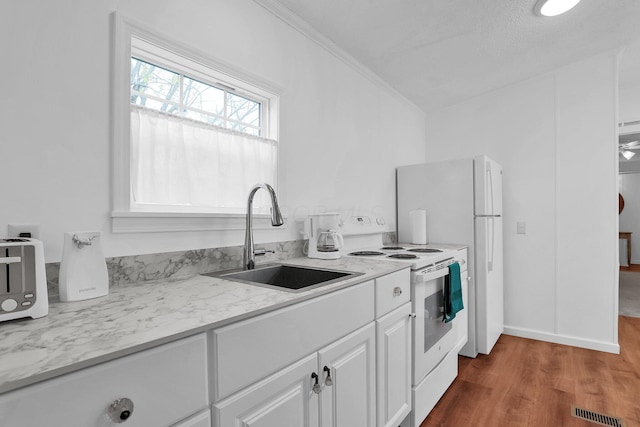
[0,256,407,394]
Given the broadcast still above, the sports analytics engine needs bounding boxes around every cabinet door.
[213,353,319,427]
[376,303,412,427]
[318,323,376,427]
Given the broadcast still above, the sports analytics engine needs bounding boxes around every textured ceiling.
[265,0,640,113]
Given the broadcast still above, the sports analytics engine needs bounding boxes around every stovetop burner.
[381,246,405,250]
[407,248,443,253]
[387,254,418,259]
[348,251,385,256]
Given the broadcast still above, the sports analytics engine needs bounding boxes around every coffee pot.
[317,230,344,253]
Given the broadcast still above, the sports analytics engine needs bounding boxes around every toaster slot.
[20,246,36,295]
[7,246,25,295]
[1,248,14,296]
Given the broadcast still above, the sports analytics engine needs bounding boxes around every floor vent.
[571,406,625,426]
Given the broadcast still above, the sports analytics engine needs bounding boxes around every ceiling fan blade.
[620,141,640,149]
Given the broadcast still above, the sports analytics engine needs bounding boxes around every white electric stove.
[338,213,468,427]
[339,213,460,270]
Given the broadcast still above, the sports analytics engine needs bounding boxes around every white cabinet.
[0,334,209,427]
[376,303,412,427]
[318,323,376,427]
[213,354,319,427]
[375,268,410,317]
[374,268,412,427]
[212,281,374,401]
[0,267,410,427]
[452,248,469,354]
[213,323,376,427]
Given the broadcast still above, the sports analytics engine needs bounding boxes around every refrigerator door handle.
[486,162,494,216]
[488,216,494,272]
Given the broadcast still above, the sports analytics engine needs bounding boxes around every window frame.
[111,13,282,233]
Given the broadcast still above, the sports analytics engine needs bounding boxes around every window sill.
[111,211,287,234]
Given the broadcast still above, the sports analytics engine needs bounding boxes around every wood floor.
[421,316,640,427]
[620,263,640,272]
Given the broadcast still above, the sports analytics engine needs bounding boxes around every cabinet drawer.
[412,347,458,427]
[375,268,410,317]
[212,281,374,401]
[0,334,209,427]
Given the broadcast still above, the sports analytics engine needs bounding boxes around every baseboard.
[503,326,620,354]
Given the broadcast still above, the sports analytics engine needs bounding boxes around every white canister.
[409,209,428,244]
[59,232,109,302]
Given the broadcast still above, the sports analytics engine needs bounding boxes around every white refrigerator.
[397,155,504,357]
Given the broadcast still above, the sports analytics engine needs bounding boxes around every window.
[112,14,281,232]
[130,57,263,136]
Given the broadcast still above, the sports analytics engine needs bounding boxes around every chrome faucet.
[243,183,284,270]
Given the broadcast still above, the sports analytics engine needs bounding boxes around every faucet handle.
[254,248,275,256]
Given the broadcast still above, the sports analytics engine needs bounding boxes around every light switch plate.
[516,222,526,235]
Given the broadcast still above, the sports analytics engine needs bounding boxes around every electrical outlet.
[516,222,526,235]
[8,224,40,240]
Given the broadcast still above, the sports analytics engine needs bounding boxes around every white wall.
[619,40,640,124]
[0,0,425,260]
[423,53,620,352]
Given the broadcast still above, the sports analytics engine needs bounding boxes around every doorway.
[619,173,640,316]
[618,40,640,318]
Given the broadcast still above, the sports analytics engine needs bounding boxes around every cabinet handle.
[393,286,402,296]
[107,398,134,423]
[323,366,333,386]
[311,372,321,394]
[409,313,417,318]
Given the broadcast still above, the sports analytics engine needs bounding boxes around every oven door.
[412,268,459,384]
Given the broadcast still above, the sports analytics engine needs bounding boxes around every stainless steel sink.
[203,264,363,293]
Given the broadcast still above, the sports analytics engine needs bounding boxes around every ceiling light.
[534,0,581,17]
[621,150,636,160]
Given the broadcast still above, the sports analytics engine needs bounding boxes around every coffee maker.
[304,213,344,260]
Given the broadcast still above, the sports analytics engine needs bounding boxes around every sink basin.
[203,264,363,293]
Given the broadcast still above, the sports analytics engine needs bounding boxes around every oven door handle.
[414,267,449,283]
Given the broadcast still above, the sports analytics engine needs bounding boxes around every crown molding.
[253,0,424,116]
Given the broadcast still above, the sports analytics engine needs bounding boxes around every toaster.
[0,238,48,321]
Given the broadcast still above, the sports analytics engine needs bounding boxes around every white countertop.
[0,256,408,394]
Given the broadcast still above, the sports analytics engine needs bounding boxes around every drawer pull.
[323,366,333,386]
[108,398,134,423]
[311,372,321,394]
[409,313,417,318]
[393,286,402,296]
